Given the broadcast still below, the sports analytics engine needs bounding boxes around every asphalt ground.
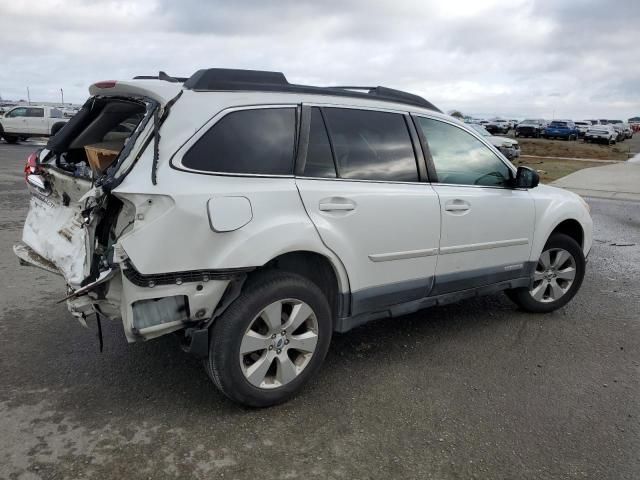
[1,142,639,479]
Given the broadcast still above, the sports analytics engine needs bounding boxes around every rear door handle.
[319,198,356,212]
[445,200,470,212]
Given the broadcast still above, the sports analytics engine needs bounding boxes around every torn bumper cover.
[14,240,236,342]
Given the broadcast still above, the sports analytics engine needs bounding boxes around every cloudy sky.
[1,0,639,120]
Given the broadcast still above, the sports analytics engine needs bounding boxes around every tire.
[205,271,333,407]
[506,233,585,313]
[3,135,18,144]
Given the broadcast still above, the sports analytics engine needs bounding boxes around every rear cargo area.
[19,96,152,288]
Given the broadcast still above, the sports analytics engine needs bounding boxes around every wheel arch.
[255,250,350,320]
[550,219,584,248]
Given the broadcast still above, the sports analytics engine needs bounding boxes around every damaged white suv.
[15,69,593,407]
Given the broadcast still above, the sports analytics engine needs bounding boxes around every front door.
[2,107,29,134]
[414,115,535,294]
[296,106,441,316]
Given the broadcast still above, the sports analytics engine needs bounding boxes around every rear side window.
[322,108,418,182]
[183,108,296,175]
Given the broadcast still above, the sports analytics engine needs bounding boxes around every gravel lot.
[1,142,639,479]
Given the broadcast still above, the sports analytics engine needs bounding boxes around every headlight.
[501,142,512,148]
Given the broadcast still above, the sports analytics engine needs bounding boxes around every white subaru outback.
[15,69,592,407]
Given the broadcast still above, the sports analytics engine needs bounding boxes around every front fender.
[530,184,593,261]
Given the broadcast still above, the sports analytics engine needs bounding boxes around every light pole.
[60,88,64,105]
[27,86,31,105]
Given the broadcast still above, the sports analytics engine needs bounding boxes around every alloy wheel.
[239,299,319,389]
[530,248,577,303]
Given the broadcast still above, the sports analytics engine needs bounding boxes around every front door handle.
[445,200,470,212]
[319,198,356,212]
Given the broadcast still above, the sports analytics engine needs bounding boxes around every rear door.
[296,106,441,316]
[414,115,535,294]
[26,107,47,134]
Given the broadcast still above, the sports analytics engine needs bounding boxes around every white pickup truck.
[0,105,69,143]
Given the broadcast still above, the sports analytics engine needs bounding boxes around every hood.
[487,135,517,147]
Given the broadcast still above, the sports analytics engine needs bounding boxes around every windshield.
[469,124,491,136]
[549,121,568,127]
[521,119,538,125]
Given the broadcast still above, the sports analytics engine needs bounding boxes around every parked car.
[621,123,633,139]
[584,125,617,145]
[0,105,69,143]
[574,121,591,138]
[611,124,626,142]
[543,120,579,140]
[485,119,510,134]
[468,123,520,160]
[510,120,519,129]
[515,119,546,138]
[14,69,593,407]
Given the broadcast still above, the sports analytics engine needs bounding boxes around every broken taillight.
[24,152,42,179]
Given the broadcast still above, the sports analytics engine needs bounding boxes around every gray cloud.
[1,0,638,119]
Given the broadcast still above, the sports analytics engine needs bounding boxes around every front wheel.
[506,233,585,313]
[205,271,332,407]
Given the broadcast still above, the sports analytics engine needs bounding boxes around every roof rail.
[133,71,188,83]
[182,68,441,112]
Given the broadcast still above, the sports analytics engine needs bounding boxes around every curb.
[553,186,640,202]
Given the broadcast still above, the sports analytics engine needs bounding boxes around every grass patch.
[515,138,630,160]
[513,157,606,183]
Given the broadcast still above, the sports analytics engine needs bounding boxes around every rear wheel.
[205,271,332,407]
[3,135,18,144]
[506,233,585,313]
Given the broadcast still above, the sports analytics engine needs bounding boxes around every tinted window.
[183,108,296,175]
[323,108,418,182]
[303,107,336,178]
[417,117,512,187]
[27,108,44,118]
[50,108,63,118]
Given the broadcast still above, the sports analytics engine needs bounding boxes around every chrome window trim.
[294,175,429,186]
[411,113,519,188]
[171,103,299,177]
[302,102,410,115]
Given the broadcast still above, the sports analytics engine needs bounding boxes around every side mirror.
[514,166,539,189]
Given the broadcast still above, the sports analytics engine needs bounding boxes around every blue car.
[543,120,579,140]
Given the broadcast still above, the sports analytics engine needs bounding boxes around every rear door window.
[322,108,418,182]
[27,108,45,118]
[303,107,337,178]
[182,108,296,175]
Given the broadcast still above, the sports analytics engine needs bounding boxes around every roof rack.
[133,71,188,83]
[182,68,441,112]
